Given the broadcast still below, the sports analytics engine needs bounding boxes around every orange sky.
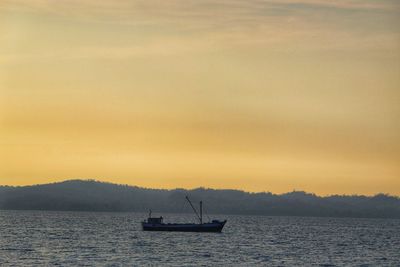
[1,0,399,195]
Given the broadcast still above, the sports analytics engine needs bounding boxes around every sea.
[0,210,399,266]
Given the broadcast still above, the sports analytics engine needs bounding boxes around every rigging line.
[205,210,211,222]
[185,195,201,223]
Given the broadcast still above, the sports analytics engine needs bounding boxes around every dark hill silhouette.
[0,180,399,218]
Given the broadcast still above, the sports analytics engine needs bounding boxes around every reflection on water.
[0,210,399,266]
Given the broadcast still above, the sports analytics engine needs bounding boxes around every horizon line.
[1,179,398,198]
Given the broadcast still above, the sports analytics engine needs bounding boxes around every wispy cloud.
[1,0,398,63]
[1,0,398,24]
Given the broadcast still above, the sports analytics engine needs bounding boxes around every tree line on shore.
[1,179,399,218]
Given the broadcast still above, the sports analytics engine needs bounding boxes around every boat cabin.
[147,217,163,224]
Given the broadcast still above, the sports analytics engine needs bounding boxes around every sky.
[0,0,399,195]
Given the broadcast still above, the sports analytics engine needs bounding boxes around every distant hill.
[0,180,399,218]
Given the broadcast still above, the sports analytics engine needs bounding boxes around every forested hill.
[0,180,399,218]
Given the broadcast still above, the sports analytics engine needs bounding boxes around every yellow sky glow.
[1,0,399,195]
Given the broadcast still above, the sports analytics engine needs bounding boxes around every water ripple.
[0,211,399,266]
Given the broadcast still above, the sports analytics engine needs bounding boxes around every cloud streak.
[1,0,398,63]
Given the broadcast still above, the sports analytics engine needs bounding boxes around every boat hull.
[142,221,226,232]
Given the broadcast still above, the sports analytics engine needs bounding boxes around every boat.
[141,196,227,232]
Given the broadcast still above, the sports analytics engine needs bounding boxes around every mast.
[200,201,203,224]
[185,196,201,223]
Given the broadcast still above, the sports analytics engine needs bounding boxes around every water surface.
[0,211,399,266]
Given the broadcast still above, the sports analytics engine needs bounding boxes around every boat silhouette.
[142,196,227,232]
